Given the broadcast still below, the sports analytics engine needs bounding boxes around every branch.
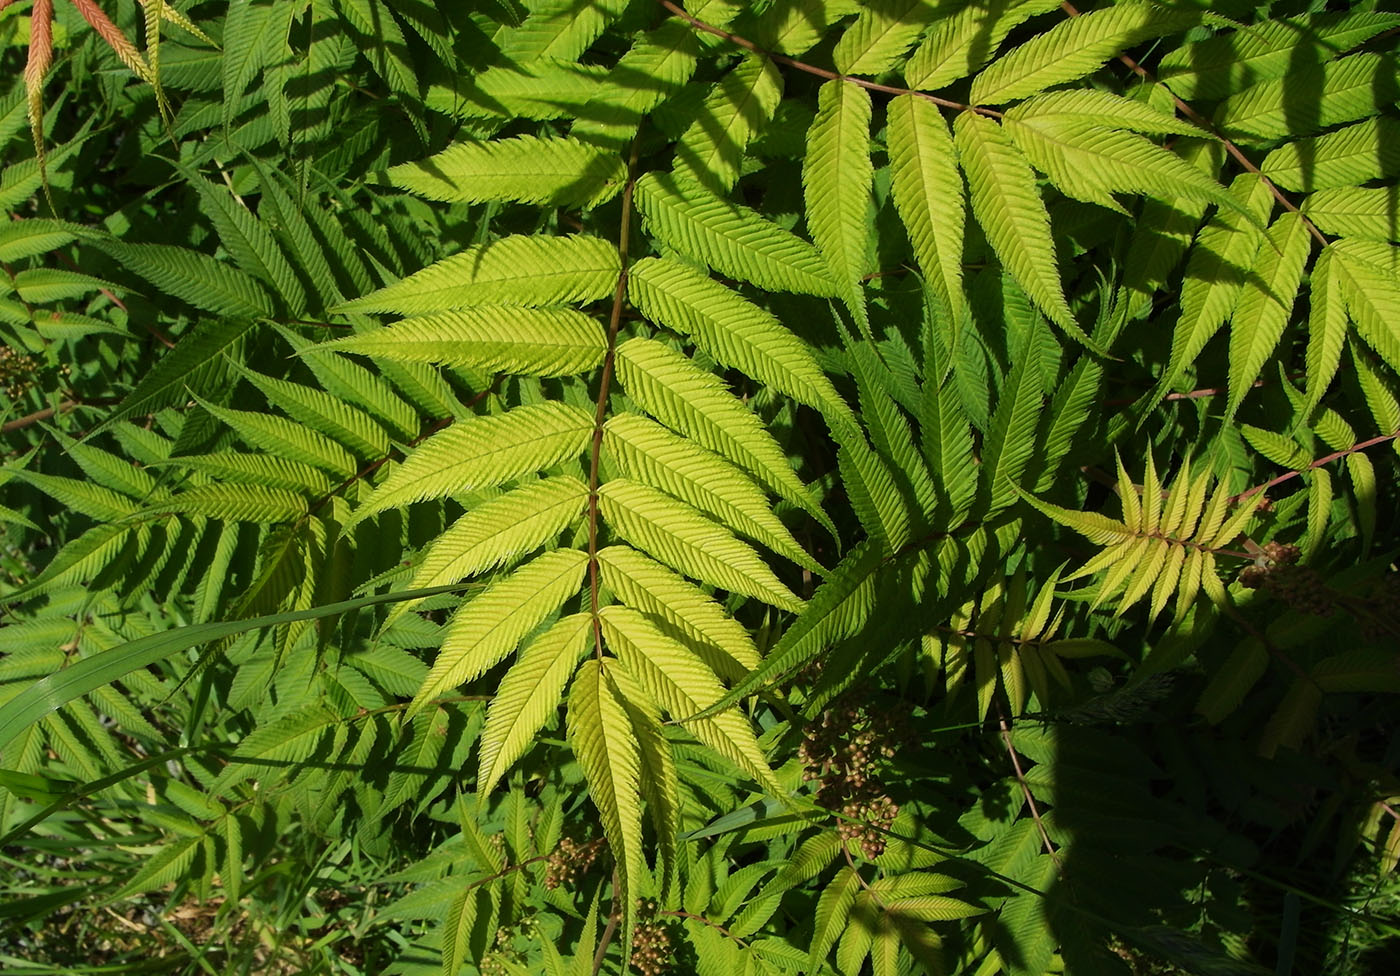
[660,910,749,948]
[1232,428,1400,504]
[587,138,642,659]
[998,714,1064,878]
[2,400,80,434]
[2,396,128,435]
[592,870,623,976]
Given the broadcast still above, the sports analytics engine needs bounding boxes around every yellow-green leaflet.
[674,54,783,194]
[313,306,608,377]
[388,135,627,208]
[970,1,1199,105]
[833,0,942,77]
[332,235,619,314]
[954,112,1079,343]
[477,612,592,793]
[614,337,834,536]
[567,660,646,945]
[887,94,965,331]
[597,478,805,613]
[409,549,589,713]
[596,544,761,680]
[803,80,873,327]
[632,172,838,297]
[1226,212,1313,418]
[627,256,852,428]
[386,476,590,626]
[348,402,593,526]
[600,605,781,795]
[904,0,1061,90]
[603,412,822,574]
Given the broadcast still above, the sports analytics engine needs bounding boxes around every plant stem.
[587,138,642,659]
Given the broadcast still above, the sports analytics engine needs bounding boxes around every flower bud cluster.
[800,696,908,859]
[544,836,603,890]
[1238,542,1334,616]
[0,345,46,400]
[480,916,542,976]
[630,901,673,976]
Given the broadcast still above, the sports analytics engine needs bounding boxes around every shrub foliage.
[1,1,1398,974]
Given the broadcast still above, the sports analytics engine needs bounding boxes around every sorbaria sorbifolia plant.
[2,1,1399,974]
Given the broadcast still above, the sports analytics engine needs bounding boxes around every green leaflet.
[954,112,1081,345]
[186,172,306,315]
[613,336,833,536]
[347,402,594,526]
[839,438,913,551]
[196,394,359,477]
[1217,53,1400,144]
[312,307,608,377]
[596,544,761,681]
[390,476,589,626]
[887,94,966,331]
[1157,11,1400,101]
[696,539,884,719]
[599,606,781,795]
[10,471,141,523]
[1003,90,1206,138]
[602,413,821,574]
[222,0,279,133]
[1260,117,1400,192]
[810,866,862,967]
[1007,118,1235,217]
[904,0,1061,91]
[572,21,700,150]
[426,60,610,121]
[410,548,589,713]
[628,256,852,427]
[755,0,859,56]
[919,339,977,524]
[0,218,84,262]
[0,582,475,756]
[803,80,873,322]
[233,365,390,459]
[674,54,783,194]
[274,325,421,441]
[497,0,628,62]
[1032,355,1102,494]
[1240,425,1310,471]
[13,268,123,304]
[1153,174,1275,402]
[833,0,942,77]
[1331,239,1400,376]
[969,2,1199,105]
[213,704,339,791]
[96,240,274,318]
[632,172,838,297]
[1226,212,1312,418]
[596,478,805,613]
[389,136,627,208]
[152,450,327,495]
[1302,186,1400,243]
[331,235,621,315]
[477,612,592,794]
[567,660,646,947]
[616,672,680,902]
[151,483,308,523]
[978,323,1043,516]
[337,0,425,142]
